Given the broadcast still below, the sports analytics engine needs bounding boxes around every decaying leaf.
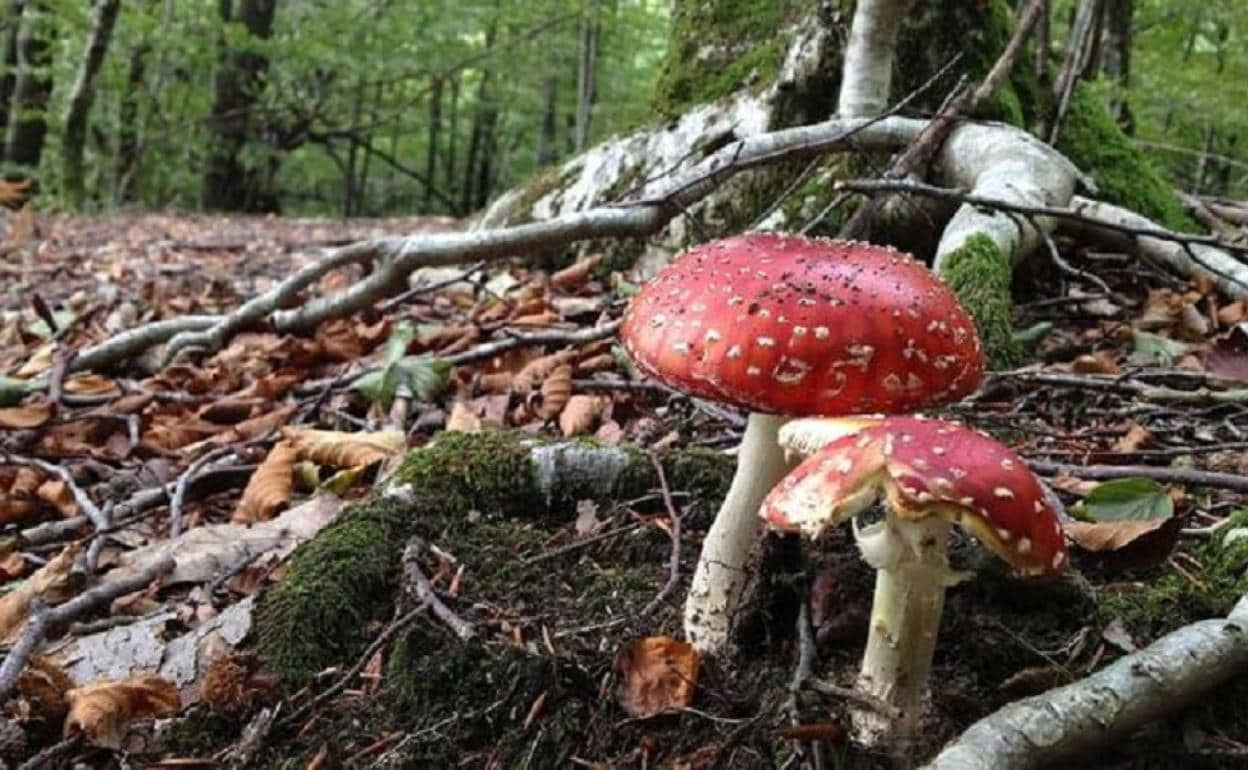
[550,254,604,291]
[0,543,82,640]
[201,652,277,715]
[0,399,54,429]
[614,636,699,718]
[559,395,603,437]
[537,365,572,420]
[1066,478,1180,561]
[232,441,297,524]
[1111,423,1150,453]
[513,350,576,393]
[282,427,404,469]
[18,655,74,726]
[1204,323,1248,383]
[1064,519,1169,552]
[64,675,181,748]
[0,466,41,523]
[446,401,483,433]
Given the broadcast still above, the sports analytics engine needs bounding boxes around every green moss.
[1100,509,1248,639]
[1056,83,1196,233]
[389,430,540,518]
[652,0,801,119]
[897,0,1038,127]
[938,233,1023,370]
[255,433,734,687]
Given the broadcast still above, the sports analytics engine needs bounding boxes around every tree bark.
[838,0,915,117]
[4,0,52,170]
[1098,0,1132,129]
[0,0,24,152]
[62,0,122,210]
[461,10,499,213]
[424,77,442,211]
[537,74,557,166]
[573,0,598,151]
[201,0,279,212]
[113,40,148,204]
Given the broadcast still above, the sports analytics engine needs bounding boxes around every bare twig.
[1025,459,1248,492]
[988,369,1248,406]
[0,454,107,530]
[169,446,236,537]
[15,733,84,770]
[402,537,476,641]
[0,556,175,704]
[634,454,682,618]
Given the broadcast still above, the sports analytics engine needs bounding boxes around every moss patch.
[938,233,1023,370]
[1056,83,1196,233]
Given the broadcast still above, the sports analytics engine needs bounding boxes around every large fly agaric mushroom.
[619,233,984,654]
[762,415,1068,747]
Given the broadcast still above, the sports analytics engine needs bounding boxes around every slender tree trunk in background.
[444,74,459,204]
[573,0,599,152]
[4,0,52,171]
[1099,0,1132,130]
[201,0,279,212]
[356,82,382,215]
[343,76,365,217]
[114,41,149,204]
[1193,124,1214,195]
[0,0,24,156]
[62,0,122,209]
[424,77,442,211]
[1033,0,1048,81]
[536,74,557,166]
[460,12,498,213]
[473,98,499,210]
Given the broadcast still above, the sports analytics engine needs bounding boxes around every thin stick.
[402,537,476,641]
[635,454,682,618]
[169,446,236,537]
[1026,459,1248,492]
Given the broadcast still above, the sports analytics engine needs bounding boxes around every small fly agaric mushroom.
[762,415,1068,748]
[619,233,984,654]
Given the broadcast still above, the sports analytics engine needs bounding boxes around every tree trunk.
[114,40,149,204]
[536,74,557,166]
[444,73,459,203]
[201,0,279,212]
[62,0,122,210]
[0,0,24,153]
[424,77,442,211]
[573,0,598,152]
[4,0,52,171]
[1098,0,1132,129]
[460,8,498,213]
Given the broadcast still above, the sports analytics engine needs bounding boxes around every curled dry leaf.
[550,253,604,291]
[1063,519,1169,552]
[537,365,572,420]
[64,674,181,749]
[201,651,277,715]
[559,395,604,437]
[614,636,699,718]
[513,350,576,394]
[232,441,297,524]
[0,399,54,429]
[0,543,83,640]
[446,401,484,433]
[1111,423,1150,453]
[62,374,121,397]
[282,426,404,469]
[1070,350,1120,375]
[0,466,41,523]
[36,478,78,517]
[18,655,74,726]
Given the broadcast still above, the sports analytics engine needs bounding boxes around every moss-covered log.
[254,431,733,686]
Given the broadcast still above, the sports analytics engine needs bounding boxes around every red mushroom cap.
[619,233,983,415]
[762,416,1067,577]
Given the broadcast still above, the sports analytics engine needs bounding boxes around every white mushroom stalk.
[762,417,1068,752]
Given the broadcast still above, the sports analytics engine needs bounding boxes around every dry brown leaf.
[513,350,576,393]
[0,466,41,523]
[62,374,120,397]
[36,479,78,517]
[1070,351,1120,375]
[1204,324,1248,383]
[537,365,572,420]
[0,178,31,207]
[18,655,74,725]
[510,310,559,327]
[550,254,604,291]
[1216,300,1247,327]
[614,636,699,718]
[282,427,404,469]
[64,675,181,748]
[1111,423,1150,453]
[232,441,297,524]
[1063,519,1168,552]
[201,652,277,715]
[0,543,82,640]
[2,201,34,254]
[0,400,54,429]
[446,401,483,433]
[559,395,603,437]
[0,551,27,579]
[1049,474,1099,496]
[574,353,616,374]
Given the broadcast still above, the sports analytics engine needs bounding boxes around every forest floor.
[1,212,1247,769]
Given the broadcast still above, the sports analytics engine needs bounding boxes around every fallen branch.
[1025,459,1248,493]
[401,537,476,641]
[924,594,1248,770]
[0,556,175,704]
[988,370,1248,406]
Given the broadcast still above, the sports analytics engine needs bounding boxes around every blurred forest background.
[0,0,1243,217]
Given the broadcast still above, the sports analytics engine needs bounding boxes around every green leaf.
[1130,330,1194,366]
[1075,478,1174,523]
[0,377,37,407]
[351,354,449,409]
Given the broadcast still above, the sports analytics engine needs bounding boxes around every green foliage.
[1055,83,1197,232]
[1073,478,1174,522]
[937,234,1022,370]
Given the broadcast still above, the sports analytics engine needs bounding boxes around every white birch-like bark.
[924,594,1248,770]
[838,0,916,117]
[1066,196,1248,298]
[933,123,1082,273]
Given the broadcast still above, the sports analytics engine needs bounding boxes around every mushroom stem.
[684,411,790,655]
[853,510,957,750]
